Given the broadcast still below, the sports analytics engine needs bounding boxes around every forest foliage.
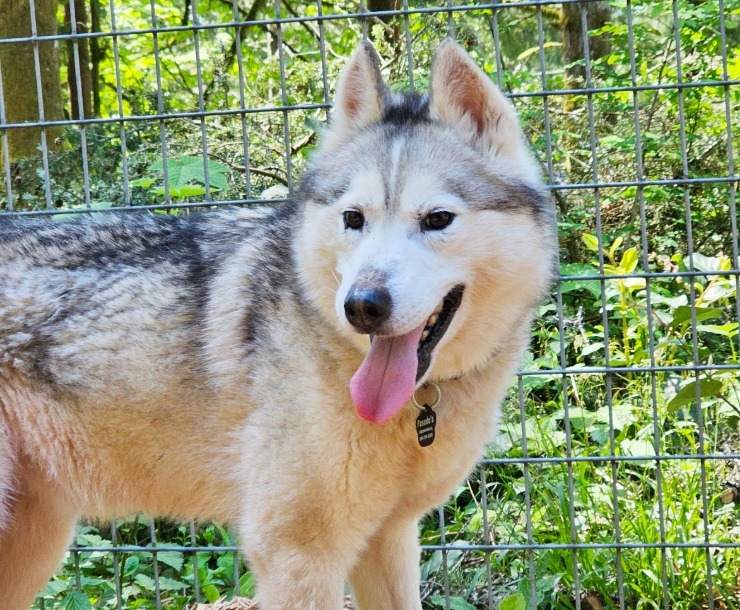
[0,0,738,609]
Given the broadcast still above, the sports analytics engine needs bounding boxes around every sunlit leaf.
[667,378,724,411]
[619,247,639,273]
[582,233,600,252]
[499,593,527,610]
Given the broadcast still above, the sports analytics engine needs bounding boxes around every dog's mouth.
[416,284,464,383]
[350,284,465,425]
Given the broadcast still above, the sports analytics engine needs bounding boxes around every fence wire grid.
[1,0,739,609]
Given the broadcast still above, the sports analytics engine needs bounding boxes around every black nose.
[344,286,392,333]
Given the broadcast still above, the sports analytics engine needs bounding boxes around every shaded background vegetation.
[0,0,738,609]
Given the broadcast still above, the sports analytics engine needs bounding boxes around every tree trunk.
[90,0,101,117]
[64,0,92,120]
[0,0,65,160]
[562,1,611,88]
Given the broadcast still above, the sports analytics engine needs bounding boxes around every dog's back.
[1,215,210,398]
[0,210,286,522]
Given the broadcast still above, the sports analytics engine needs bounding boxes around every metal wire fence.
[1,0,739,609]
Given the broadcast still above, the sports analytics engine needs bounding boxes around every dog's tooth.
[427,313,439,327]
[421,330,430,341]
[434,302,443,315]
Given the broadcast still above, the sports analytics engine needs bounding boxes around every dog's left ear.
[332,41,387,136]
[429,39,524,161]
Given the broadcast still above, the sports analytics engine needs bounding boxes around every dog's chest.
[384,396,496,513]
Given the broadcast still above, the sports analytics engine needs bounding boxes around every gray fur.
[0,209,292,391]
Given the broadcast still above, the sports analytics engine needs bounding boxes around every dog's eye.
[422,210,455,231]
[343,209,365,231]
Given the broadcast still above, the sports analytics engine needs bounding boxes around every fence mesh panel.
[1,0,738,609]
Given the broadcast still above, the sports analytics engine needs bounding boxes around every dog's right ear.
[430,38,522,160]
[332,41,386,135]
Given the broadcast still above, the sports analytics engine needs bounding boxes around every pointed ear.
[332,41,387,135]
[429,38,523,160]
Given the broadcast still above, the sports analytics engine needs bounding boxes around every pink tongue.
[350,323,425,424]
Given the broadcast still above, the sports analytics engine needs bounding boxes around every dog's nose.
[344,286,392,333]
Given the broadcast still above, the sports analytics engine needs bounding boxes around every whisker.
[328,267,341,287]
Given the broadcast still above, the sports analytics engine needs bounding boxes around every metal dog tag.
[416,405,437,447]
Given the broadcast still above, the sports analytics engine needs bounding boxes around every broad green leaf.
[39,580,71,596]
[701,283,735,303]
[239,571,256,597]
[60,591,93,610]
[421,551,444,580]
[619,247,639,273]
[560,279,602,298]
[590,422,611,446]
[500,593,527,610]
[560,263,601,297]
[568,411,597,432]
[522,373,557,390]
[730,53,740,79]
[697,323,738,337]
[79,577,111,588]
[621,277,646,291]
[667,378,724,411]
[560,262,594,276]
[669,306,724,327]
[120,584,140,599]
[650,292,688,308]
[685,253,730,273]
[429,595,478,610]
[620,438,656,459]
[76,533,106,546]
[206,160,230,190]
[217,552,235,575]
[601,134,625,146]
[152,156,204,189]
[134,574,155,590]
[155,576,188,591]
[203,584,221,603]
[595,404,636,430]
[153,185,206,198]
[123,555,140,577]
[156,551,184,572]
[582,233,599,252]
[581,342,604,357]
[149,156,229,191]
[609,235,624,259]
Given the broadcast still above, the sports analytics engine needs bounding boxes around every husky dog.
[0,39,555,609]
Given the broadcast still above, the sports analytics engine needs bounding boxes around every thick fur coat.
[0,39,556,609]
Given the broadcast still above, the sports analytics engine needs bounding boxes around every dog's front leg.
[241,522,349,610]
[349,516,423,610]
[247,548,346,609]
[0,458,80,610]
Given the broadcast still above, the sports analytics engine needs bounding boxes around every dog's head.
[294,39,556,424]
